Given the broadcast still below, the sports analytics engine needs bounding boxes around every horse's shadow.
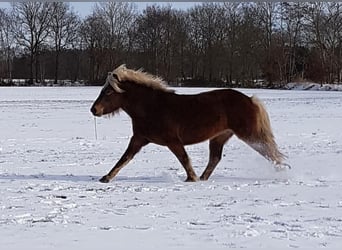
[0,173,288,184]
[0,173,177,183]
[0,173,99,183]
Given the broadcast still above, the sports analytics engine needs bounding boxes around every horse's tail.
[250,96,286,164]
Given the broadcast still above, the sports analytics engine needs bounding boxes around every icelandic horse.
[91,65,287,183]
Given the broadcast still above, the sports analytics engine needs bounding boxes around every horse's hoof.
[199,176,208,181]
[275,163,291,171]
[185,176,198,182]
[99,176,110,183]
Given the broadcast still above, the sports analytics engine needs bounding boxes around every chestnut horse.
[91,65,286,183]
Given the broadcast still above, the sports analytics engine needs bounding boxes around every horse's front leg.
[99,135,148,183]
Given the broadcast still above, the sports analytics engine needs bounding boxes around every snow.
[0,87,342,249]
[286,82,342,91]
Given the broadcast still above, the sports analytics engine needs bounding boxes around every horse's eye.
[104,87,114,96]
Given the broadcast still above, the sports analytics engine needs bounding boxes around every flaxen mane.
[108,64,173,93]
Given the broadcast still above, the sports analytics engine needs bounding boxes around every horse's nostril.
[91,106,96,115]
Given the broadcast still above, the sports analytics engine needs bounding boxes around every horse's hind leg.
[168,143,198,182]
[200,131,233,181]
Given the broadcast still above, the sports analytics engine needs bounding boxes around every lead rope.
[94,117,98,140]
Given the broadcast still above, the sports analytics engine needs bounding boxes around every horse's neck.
[122,88,157,118]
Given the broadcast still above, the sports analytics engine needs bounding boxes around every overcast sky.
[72,2,197,17]
[0,2,197,17]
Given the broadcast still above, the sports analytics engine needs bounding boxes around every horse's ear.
[107,72,124,93]
[112,73,120,82]
[108,72,120,82]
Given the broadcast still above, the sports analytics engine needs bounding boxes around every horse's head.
[91,64,172,116]
[90,72,124,117]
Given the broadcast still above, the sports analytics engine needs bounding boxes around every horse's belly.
[180,125,229,145]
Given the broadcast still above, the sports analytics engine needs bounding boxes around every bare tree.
[256,2,280,83]
[50,2,79,84]
[305,2,342,83]
[80,13,108,83]
[188,3,227,81]
[94,2,136,68]
[11,2,53,84]
[223,2,243,84]
[133,5,172,75]
[50,2,80,83]
[0,8,15,83]
[234,3,264,86]
[324,3,342,83]
[168,9,188,81]
[280,2,307,82]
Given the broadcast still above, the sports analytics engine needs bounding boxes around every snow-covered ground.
[286,82,342,91]
[0,87,341,249]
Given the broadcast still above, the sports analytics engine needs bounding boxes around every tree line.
[0,2,341,87]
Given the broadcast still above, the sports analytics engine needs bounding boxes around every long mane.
[112,65,174,93]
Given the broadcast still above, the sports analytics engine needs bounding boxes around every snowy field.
[0,87,342,249]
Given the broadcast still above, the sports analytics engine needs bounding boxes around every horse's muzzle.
[90,105,102,116]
